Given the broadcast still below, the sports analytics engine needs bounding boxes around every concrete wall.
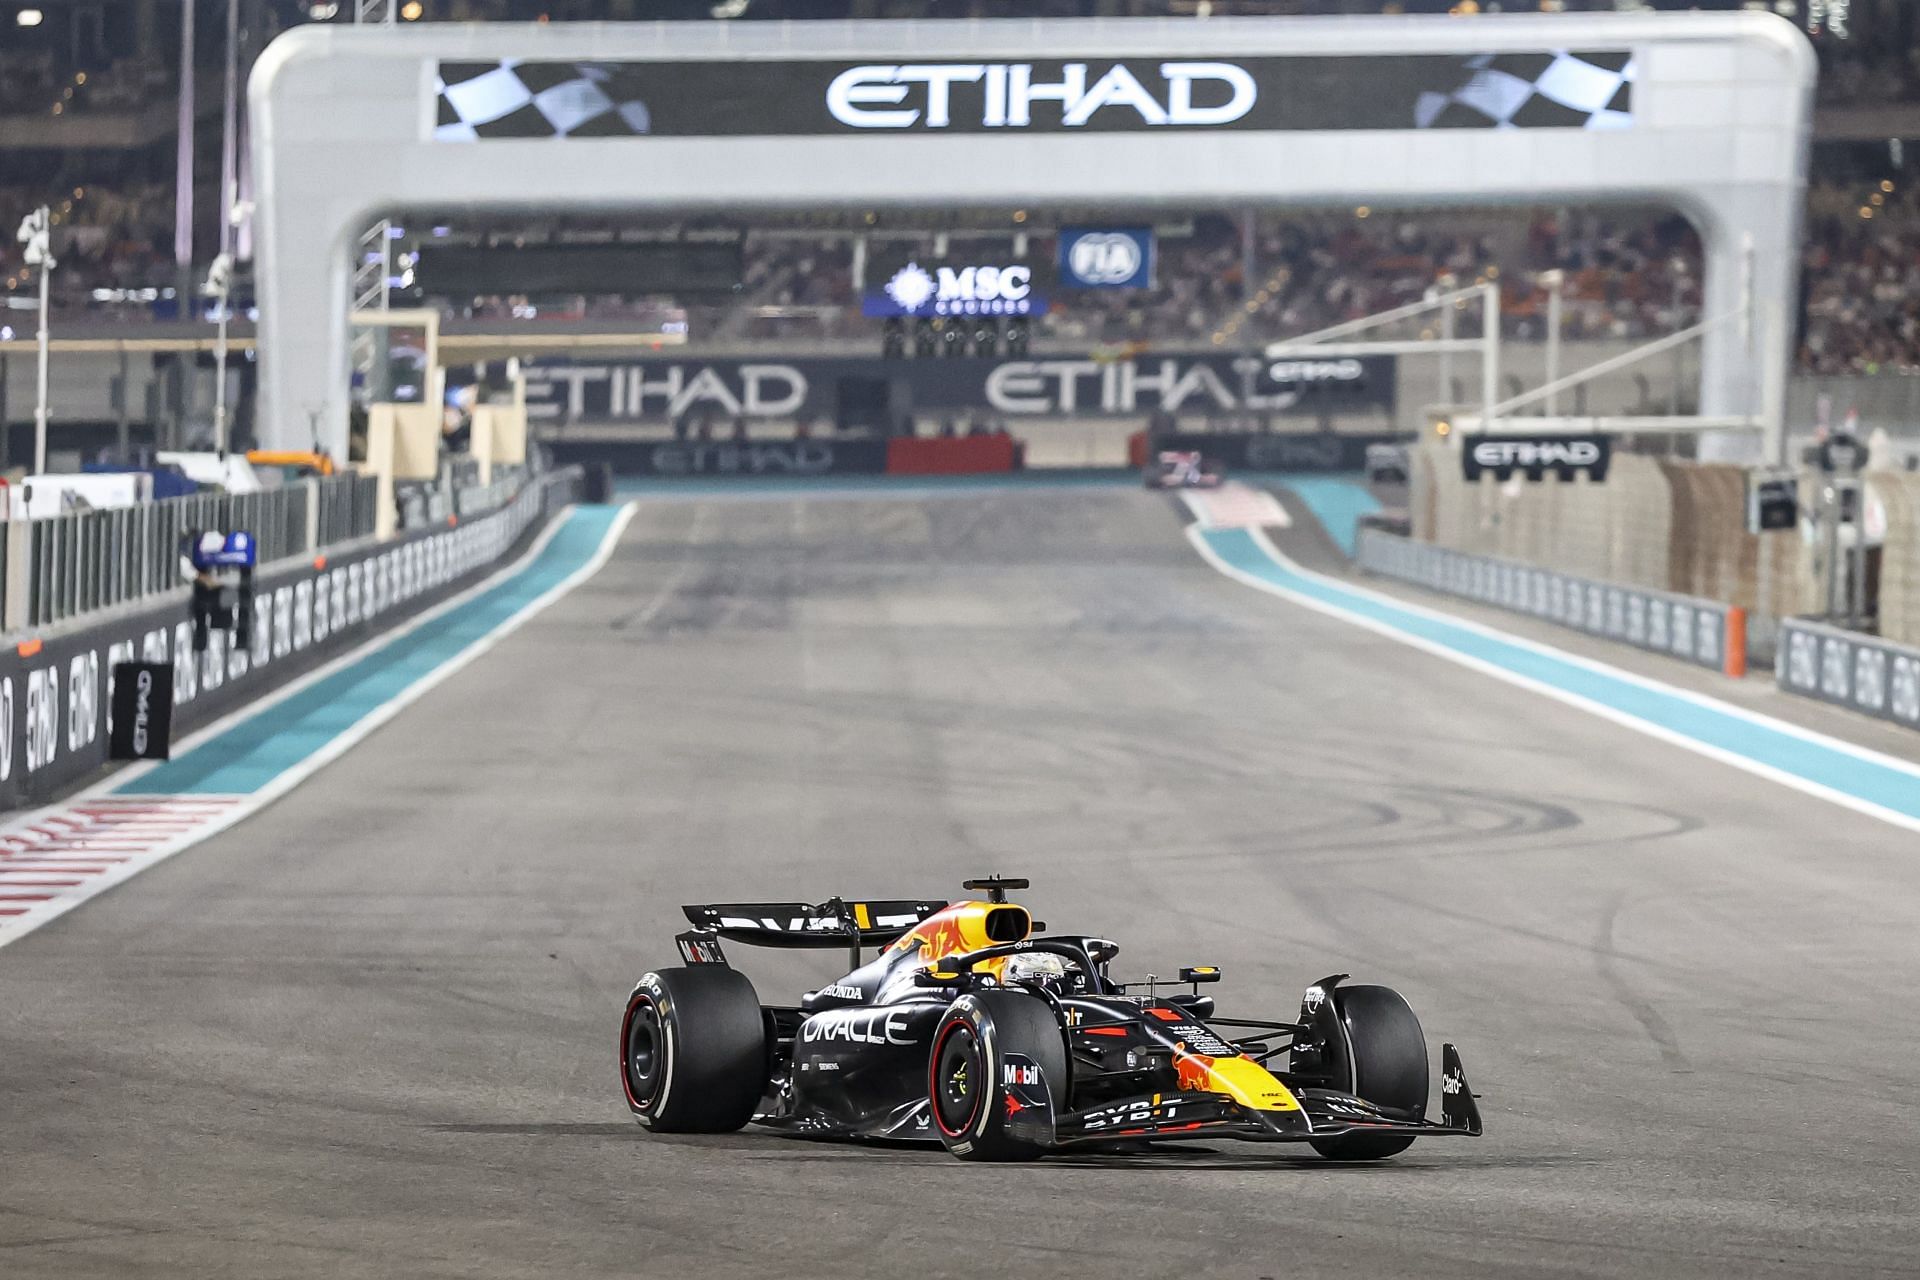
[1870,471,1920,649]
[1411,443,1821,652]
[1413,443,1674,591]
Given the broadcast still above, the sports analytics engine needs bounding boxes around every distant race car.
[1144,449,1226,490]
[619,877,1482,1161]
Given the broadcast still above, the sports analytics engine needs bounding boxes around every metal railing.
[456,464,528,518]
[12,474,380,631]
[316,472,383,548]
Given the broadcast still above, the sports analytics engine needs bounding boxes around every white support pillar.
[1543,269,1564,419]
[1480,282,1500,438]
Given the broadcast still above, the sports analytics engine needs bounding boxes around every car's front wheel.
[1309,983,1428,1161]
[620,967,767,1133]
[928,991,1066,1162]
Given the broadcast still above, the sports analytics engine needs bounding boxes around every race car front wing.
[1007,1043,1483,1149]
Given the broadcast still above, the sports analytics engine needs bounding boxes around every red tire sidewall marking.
[620,992,655,1113]
[931,1017,985,1138]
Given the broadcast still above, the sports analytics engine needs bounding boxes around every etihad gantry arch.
[250,12,1813,459]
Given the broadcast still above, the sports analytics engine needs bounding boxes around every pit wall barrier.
[0,467,584,811]
[1776,618,1920,732]
[1356,528,1747,678]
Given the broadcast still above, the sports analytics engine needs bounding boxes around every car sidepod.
[788,999,949,1137]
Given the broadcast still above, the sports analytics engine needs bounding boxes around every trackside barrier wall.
[1409,444,1820,655]
[1776,618,1920,732]
[1356,528,1747,677]
[7,474,382,633]
[0,467,584,811]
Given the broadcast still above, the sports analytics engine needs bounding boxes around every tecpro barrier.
[0,468,583,811]
[1776,618,1920,732]
[1356,528,1747,677]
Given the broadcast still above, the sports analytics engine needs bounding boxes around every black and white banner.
[527,353,1394,425]
[434,52,1633,140]
[1462,434,1612,483]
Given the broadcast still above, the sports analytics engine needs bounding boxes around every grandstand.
[2,2,1917,460]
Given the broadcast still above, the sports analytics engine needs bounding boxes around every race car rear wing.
[679,899,947,967]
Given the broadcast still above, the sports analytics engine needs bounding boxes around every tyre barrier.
[1355,528,1747,678]
[0,468,584,811]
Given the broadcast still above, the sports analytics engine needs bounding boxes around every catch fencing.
[1356,528,1748,677]
[10,475,380,631]
[0,466,582,810]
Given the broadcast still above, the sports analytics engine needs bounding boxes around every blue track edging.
[118,505,625,796]
[1196,525,1920,826]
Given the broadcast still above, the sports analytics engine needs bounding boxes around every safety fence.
[0,466,583,810]
[9,474,380,632]
[1776,618,1920,732]
[1356,528,1748,677]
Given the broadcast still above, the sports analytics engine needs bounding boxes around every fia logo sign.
[1061,229,1151,289]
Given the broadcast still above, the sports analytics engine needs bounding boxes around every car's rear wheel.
[1310,983,1428,1161]
[621,967,767,1133]
[929,991,1066,1162]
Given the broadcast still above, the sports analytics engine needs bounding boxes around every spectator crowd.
[12,181,1920,378]
[5,0,1920,374]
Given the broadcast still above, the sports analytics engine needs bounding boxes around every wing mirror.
[1178,966,1222,985]
[1165,992,1216,1019]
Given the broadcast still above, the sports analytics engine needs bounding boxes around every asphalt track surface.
[4,488,1918,1278]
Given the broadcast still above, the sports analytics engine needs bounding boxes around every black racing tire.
[1310,984,1428,1161]
[928,991,1067,1162]
[620,967,768,1133]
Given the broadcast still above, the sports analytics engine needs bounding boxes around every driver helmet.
[1003,951,1072,995]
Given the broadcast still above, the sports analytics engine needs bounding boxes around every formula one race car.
[619,878,1482,1161]
[1144,449,1226,490]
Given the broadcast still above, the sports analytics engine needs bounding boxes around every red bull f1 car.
[619,878,1482,1161]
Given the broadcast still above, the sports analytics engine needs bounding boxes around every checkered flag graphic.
[1416,51,1633,130]
[435,61,652,140]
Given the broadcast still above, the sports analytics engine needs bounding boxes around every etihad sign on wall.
[826,62,1257,129]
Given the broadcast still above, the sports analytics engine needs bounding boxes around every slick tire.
[621,967,768,1133]
[928,991,1067,1162]
[1310,984,1428,1161]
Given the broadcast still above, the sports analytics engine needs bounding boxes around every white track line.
[0,502,636,951]
[1187,523,1920,838]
